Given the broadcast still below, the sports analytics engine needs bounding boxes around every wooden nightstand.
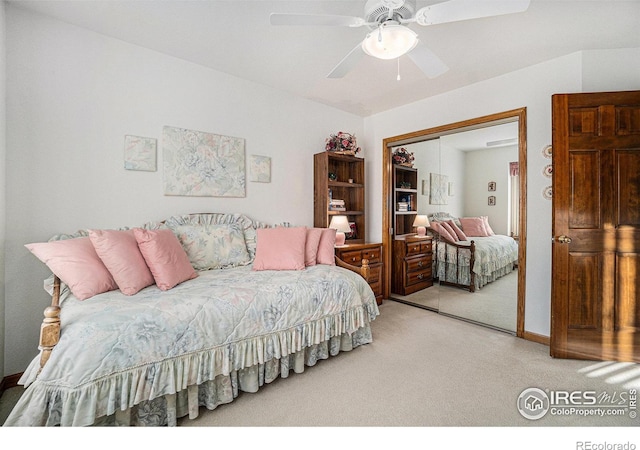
[392,235,433,295]
[334,242,383,305]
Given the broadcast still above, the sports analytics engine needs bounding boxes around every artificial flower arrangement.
[325,132,361,155]
[393,147,415,166]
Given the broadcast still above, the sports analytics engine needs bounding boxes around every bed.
[427,212,518,292]
[3,213,379,426]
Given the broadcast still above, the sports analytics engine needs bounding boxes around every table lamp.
[413,215,430,237]
[329,215,351,246]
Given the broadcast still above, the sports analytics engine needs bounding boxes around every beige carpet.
[390,269,518,332]
[2,300,639,439]
[175,300,639,428]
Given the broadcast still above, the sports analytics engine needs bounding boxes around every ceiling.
[441,121,519,151]
[8,0,640,117]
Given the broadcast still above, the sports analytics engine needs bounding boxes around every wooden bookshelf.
[314,152,365,244]
[393,164,418,237]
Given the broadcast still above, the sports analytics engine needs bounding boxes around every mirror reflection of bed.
[389,119,521,334]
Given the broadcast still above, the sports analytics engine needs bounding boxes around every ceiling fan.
[270,0,531,79]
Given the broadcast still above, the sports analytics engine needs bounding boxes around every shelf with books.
[314,152,365,244]
[393,165,419,236]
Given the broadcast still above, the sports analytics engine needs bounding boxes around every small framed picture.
[345,222,357,239]
[488,196,496,206]
[488,181,496,191]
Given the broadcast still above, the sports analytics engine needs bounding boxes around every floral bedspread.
[5,264,378,426]
[435,235,518,289]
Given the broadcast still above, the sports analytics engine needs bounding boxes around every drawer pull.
[417,274,424,280]
[417,261,423,268]
[351,257,357,262]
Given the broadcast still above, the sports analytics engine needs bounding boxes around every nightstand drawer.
[368,264,381,283]
[368,266,382,296]
[406,257,431,273]
[340,249,363,265]
[362,248,381,264]
[334,243,384,305]
[406,242,424,255]
[392,236,433,296]
[406,268,432,286]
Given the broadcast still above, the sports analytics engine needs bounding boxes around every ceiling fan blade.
[270,13,365,27]
[327,42,365,79]
[407,44,449,79]
[415,0,530,26]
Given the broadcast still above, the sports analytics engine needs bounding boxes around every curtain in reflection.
[509,162,519,237]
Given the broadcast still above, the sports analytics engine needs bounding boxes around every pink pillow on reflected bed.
[430,221,457,242]
[459,217,490,237]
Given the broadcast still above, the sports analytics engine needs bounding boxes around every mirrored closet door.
[383,110,526,336]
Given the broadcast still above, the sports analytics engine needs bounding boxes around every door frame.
[381,108,528,338]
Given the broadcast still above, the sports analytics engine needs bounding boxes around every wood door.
[551,90,640,362]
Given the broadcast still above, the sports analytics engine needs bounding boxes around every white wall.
[400,139,465,218]
[463,146,518,236]
[363,48,640,338]
[582,48,640,93]
[3,6,362,375]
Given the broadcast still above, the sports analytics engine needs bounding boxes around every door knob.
[556,235,572,244]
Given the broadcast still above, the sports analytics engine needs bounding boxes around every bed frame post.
[360,258,370,281]
[38,275,62,372]
[469,241,476,292]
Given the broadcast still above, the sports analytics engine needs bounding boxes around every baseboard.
[523,331,550,346]
[0,373,23,395]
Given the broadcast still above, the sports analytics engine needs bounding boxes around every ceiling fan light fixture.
[361,22,418,60]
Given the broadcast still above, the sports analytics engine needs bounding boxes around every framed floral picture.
[124,135,157,171]
[249,155,271,183]
[162,126,245,197]
[429,173,448,205]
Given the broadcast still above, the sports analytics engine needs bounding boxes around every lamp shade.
[412,215,430,237]
[329,215,351,246]
[362,23,418,60]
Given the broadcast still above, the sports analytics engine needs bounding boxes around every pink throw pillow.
[316,228,336,265]
[133,228,197,290]
[459,217,490,237]
[430,221,457,242]
[481,216,496,235]
[447,220,468,241]
[89,229,155,295]
[25,237,118,300]
[253,226,307,271]
[305,227,323,266]
[440,222,459,241]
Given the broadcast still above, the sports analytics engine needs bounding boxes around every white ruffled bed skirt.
[6,325,373,427]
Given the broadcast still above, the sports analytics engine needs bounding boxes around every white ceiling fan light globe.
[361,23,418,60]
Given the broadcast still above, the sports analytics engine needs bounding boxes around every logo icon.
[517,388,550,420]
